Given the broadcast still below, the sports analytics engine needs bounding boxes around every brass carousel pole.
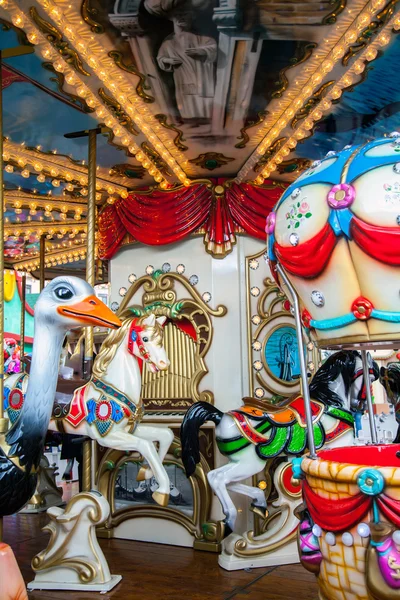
[65,126,105,492]
[39,234,46,291]
[0,45,34,540]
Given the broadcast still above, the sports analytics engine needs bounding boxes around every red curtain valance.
[98,181,286,260]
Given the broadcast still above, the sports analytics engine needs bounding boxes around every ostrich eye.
[142,336,149,343]
[54,286,74,300]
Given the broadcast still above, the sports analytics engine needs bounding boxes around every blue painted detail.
[131,330,138,342]
[347,138,400,182]
[95,419,112,436]
[310,313,357,331]
[91,377,136,415]
[268,233,276,261]
[8,408,20,426]
[357,468,385,496]
[336,208,353,239]
[354,411,363,436]
[3,387,10,411]
[328,210,342,236]
[86,399,97,424]
[371,309,400,323]
[110,399,124,423]
[291,457,304,480]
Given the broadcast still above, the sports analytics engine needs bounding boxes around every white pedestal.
[218,535,299,571]
[28,574,122,593]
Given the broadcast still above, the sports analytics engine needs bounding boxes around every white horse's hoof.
[136,466,152,481]
[152,491,169,507]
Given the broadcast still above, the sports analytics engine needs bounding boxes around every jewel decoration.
[162,262,171,273]
[291,187,301,199]
[251,287,260,297]
[352,296,373,320]
[265,212,276,234]
[252,341,262,351]
[252,315,261,325]
[177,264,185,274]
[119,287,127,297]
[189,275,199,286]
[254,387,265,398]
[312,525,322,537]
[145,265,154,275]
[111,301,119,312]
[188,152,234,171]
[383,182,400,204]
[202,292,211,303]
[325,151,337,157]
[311,290,325,307]
[253,360,262,371]
[325,532,336,546]
[128,273,137,283]
[394,163,400,174]
[357,523,370,538]
[390,132,400,138]
[341,532,354,547]
[327,183,355,209]
[249,259,259,270]
[357,468,385,495]
[286,201,312,230]
[289,233,299,246]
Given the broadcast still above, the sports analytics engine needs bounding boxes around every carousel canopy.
[0,0,399,266]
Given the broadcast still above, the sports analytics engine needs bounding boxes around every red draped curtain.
[98,180,286,260]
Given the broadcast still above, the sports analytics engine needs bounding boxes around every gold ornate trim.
[342,0,399,65]
[98,87,139,135]
[118,271,227,407]
[291,81,335,128]
[235,111,268,149]
[271,43,317,99]
[108,51,154,104]
[29,7,90,77]
[42,62,95,113]
[154,114,188,151]
[81,0,105,34]
[322,0,347,25]
[97,439,223,551]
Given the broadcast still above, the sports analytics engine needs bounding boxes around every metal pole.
[0,53,7,438]
[83,129,97,491]
[276,264,317,459]
[361,350,378,444]
[39,234,46,291]
[20,272,26,372]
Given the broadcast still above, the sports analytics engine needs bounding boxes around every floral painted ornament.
[265,211,276,234]
[327,183,356,209]
[286,201,312,230]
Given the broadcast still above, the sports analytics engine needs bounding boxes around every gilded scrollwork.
[98,87,139,135]
[42,62,95,113]
[342,0,399,65]
[235,111,268,149]
[108,51,155,104]
[97,438,224,551]
[253,138,287,172]
[118,270,226,409]
[141,142,172,177]
[291,81,335,128]
[271,42,317,99]
[81,0,105,34]
[321,0,347,25]
[154,114,188,151]
[29,7,90,77]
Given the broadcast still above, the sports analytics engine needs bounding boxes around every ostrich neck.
[6,320,65,471]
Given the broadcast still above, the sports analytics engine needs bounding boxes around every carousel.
[0,1,400,599]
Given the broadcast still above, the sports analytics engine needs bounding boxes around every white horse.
[181,350,378,533]
[4,313,174,506]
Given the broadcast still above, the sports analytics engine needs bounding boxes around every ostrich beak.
[57,295,121,329]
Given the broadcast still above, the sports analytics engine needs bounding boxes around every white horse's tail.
[180,402,223,477]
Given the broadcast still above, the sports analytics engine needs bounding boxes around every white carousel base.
[28,574,122,592]
[218,538,299,571]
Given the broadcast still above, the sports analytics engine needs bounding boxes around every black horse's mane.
[309,350,378,408]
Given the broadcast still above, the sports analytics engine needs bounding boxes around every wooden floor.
[3,512,319,600]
